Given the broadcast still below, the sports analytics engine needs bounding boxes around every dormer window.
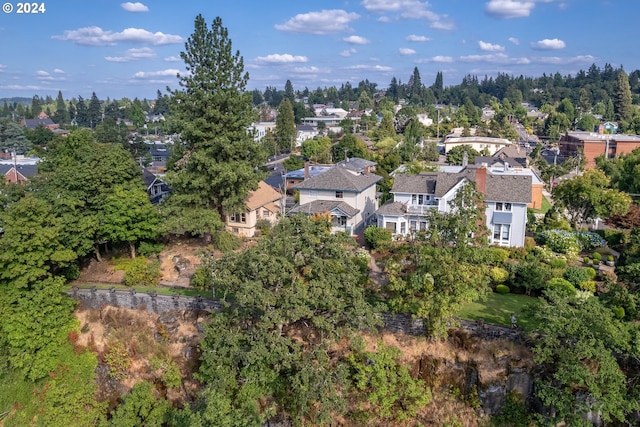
[495,202,512,211]
[335,191,343,199]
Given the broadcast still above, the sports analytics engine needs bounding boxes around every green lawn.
[457,292,540,332]
[67,283,211,298]
[532,195,552,214]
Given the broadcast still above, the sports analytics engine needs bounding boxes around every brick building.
[559,131,640,168]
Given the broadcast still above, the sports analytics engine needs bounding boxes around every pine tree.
[275,98,296,151]
[613,69,633,125]
[75,96,88,127]
[87,92,102,129]
[52,91,70,124]
[284,79,295,103]
[164,15,265,236]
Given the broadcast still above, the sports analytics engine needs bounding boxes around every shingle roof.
[295,166,382,192]
[289,200,359,217]
[336,157,377,173]
[391,173,438,194]
[391,166,531,204]
[375,201,407,216]
[245,181,282,211]
[0,164,38,178]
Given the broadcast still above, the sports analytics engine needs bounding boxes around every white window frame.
[495,202,512,212]
[493,224,510,244]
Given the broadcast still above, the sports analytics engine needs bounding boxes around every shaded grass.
[67,283,211,298]
[457,292,540,332]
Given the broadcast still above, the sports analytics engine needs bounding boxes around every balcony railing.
[406,203,438,215]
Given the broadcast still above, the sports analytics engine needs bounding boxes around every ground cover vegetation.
[3,11,640,427]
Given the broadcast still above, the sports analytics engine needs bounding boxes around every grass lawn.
[67,283,211,298]
[532,195,552,215]
[457,292,540,332]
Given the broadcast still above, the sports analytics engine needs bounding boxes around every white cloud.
[531,38,566,50]
[508,37,520,45]
[344,35,370,45]
[275,10,359,35]
[484,0,535,19]
[121,2,148,12]
[255,54,308,64]
[431,55,454,63]
[399,48,416,55]
[406,34,430,42]
[361,0,454,30]
[0,84,46,91]
[36,70,49,76]
[52,26,183,46]
[0,64,7,72]
[133,69,180,78]
[105,47,156,62]
[536,54,596,64]
[478,41,505,52]
[164,55,181,62]
[36,70,65,81]
[347,64,393,72]
[293,66,329,74]
[53,68,65,73]
[377,16,391,22]
[340,48,357,57]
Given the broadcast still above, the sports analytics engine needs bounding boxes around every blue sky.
[0,0,637,101]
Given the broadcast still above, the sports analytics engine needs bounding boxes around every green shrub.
[592,252,602,262]
[490,267,509,284]
[524,236,537,250]
[579,280,597,293]
[597,228,626,247]
[214,231,242,253]
[364,226,392,250]
[563,266,591,287]
[191,265,212,290]
[612,306,625,319]
[62,263,81,281]
[546,277,577,295]
[116,257,161,287]
[255,218,273,234]
[105,341,130,380]
[607,254,614,262]
[585,267,596,280]
[548,258,567,269]
[495,284,510,294]
[138,241,164,257]
[583,257,591,264]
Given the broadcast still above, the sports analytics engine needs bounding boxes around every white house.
[248,121,276,142]
[444,136,514,156]
[289,164,382,235]
[375,164,531,247]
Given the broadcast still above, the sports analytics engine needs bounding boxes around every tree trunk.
[94,242,103,262]
[129,241,136,259]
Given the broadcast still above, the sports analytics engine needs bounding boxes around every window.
[495,202,512,211]
[230,213,246,224]
[400,222,406,234]
[335,191,343,199]
[336,216,347,226]
[410,220,417,231]
[412,194,431,205]
[309,190,318,199]
[263,210,270,217]
[493,224,510,244]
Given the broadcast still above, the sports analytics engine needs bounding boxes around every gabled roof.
[289,200,359,217]
[22,118,57,130]
[391,165,531,204]
[245,181,282,211]
[0,164,38,179]
[335,157,377,173]
[391,173,438,194]
[295,166,382,192]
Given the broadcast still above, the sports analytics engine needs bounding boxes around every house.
[444,136,514,156]
[375,164,531,247]
[0,163,37,183]
[559,131,640,169]
[148,143,171,173]
[289,165,382,235]
[296,124,318,146]
[225,181,283,237]
[248,121,276,142]
[21,112,59,131]
[142,168,170,204]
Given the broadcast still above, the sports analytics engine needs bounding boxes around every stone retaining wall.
[68,288,522,340]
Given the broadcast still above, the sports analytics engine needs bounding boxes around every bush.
[583,256,591,265]
[607,254,615,262]
[563,266,592,287]
[255,218,273,234]
[536,229,606,257]
[524,236,537,250]
[495,284,510,294]
[548,257,567,269]
[612,306,625,319]
[214,231,242,253]
[116,257,161,287]
[546,277,577,295]
[62,263,81,281]
[138,241,164,257]
[585,267,597,280]
[597,228,626,247]
[592,252,602,262]
[190,265,212,290]
[579,280,597,293]
[490,267,509,284]
[364,226,392,250]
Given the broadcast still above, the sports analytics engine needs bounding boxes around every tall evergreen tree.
[164,15,265,236]
[431,71,444,102]
[52,90,69,124]
[75,96,88,127]
[284,79,295,103]
[275,98,296,151]
[614,69,633,126]
[87,92,102,128]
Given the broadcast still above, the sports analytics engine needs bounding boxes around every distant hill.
[0,97,31,106]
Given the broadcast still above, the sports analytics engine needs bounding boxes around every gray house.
[376,164,531,247]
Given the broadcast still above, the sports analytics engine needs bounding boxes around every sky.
[0,0,638,101]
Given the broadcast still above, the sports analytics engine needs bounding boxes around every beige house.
[289,165,382,235]
[226,181,282,237]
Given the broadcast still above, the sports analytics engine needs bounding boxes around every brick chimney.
[475,164,487,195]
